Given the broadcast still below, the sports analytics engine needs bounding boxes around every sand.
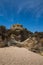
[0,46,43,65]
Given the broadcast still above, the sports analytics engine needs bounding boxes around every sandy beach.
[0,46,43,65]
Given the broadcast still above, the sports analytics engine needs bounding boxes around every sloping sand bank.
[0,46,43,65]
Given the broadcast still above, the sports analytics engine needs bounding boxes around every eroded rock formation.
[0,24,43,55]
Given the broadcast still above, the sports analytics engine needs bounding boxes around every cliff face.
[0,24,43,45]
[0,24,43,55]
[0,24,33,46]
[7,24,33,42]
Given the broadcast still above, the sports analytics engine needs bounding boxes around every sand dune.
[0,46,43,65]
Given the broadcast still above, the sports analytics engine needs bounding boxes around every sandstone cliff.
[0,24,43,55]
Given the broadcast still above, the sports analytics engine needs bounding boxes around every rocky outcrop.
[9,24,33,42]
[0,24,33,47]
[0,24,43,55]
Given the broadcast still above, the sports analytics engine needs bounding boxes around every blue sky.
[0,0,43,32]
